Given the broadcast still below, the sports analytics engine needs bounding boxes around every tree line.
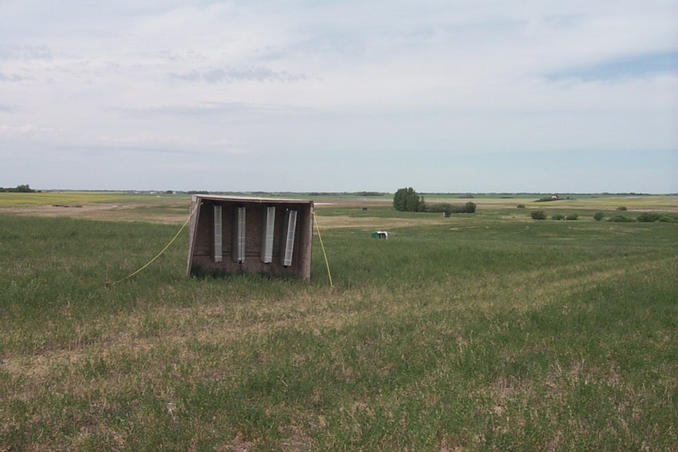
[393,187,476,214]
[0,184,38,193]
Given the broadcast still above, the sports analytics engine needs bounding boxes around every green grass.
[1,209,677,449]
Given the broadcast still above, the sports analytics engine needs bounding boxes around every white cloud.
[0,0,676,191]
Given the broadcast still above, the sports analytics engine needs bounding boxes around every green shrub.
[565,213,578,220]
[531,210,546,220]
[516,204,525,209]
[551,214,564,220]
[426,202,476,214]
[593,212,605,221]
[425,203,452,213]
[617,206,627,211]
[609,215,634,222]
[636,213,676,223]
[637,212,661,222]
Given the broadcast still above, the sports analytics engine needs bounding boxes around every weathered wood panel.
[187,195,313,280]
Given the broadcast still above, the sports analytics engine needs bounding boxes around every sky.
[1,0,677,193]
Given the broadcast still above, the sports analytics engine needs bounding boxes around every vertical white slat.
[213,205,222,263]
[282,209,297,266]
[261,206,275,263]
[233,206,246,263]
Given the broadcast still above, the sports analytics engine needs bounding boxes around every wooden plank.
[300,203,314,280]
[187,197,314,280]
[185,196,202,275]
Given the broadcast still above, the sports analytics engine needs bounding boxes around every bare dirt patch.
[315,215,448,230]
[0,203,189,224]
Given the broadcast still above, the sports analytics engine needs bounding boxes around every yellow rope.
[110,202,331,287]
[109,202,199,286]
[313,209,333,288]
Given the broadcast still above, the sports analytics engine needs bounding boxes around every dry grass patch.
[315,215,448,229]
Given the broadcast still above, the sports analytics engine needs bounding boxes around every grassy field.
[1,194,677,449]
[0,191,182,207]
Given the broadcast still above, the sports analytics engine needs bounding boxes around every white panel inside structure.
[213,205,222,263]
[233,206,246,263]
[282,209,297,266]
[261,206,275,263]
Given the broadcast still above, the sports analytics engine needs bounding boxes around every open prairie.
[1,193,677,450]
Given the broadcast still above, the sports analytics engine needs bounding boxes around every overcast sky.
[1,0,677,192]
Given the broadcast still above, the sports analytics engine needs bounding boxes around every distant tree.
[425,203,453,213]
[393,188,406,211]
[426,201,477,214]
[393,187,425,212]
[531,210,546,220]
[0,184,36,193]
[637,212,661,222]
[356,191,385,197]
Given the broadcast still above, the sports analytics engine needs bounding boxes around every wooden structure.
[186,195,314,280]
